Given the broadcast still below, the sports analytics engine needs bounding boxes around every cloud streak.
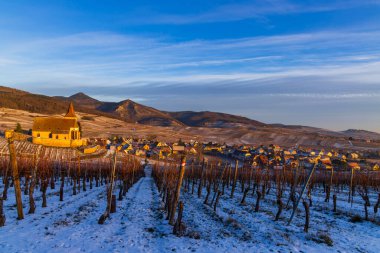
[126,0,380,25]
[1,27,380,131]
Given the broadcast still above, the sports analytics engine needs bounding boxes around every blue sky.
[1,0,380,132]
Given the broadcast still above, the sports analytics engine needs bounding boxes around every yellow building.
[32,103,86,147]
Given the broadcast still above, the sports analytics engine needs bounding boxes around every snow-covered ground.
[1,165,379,253]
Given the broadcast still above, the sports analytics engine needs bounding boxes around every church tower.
[65,102,77,118]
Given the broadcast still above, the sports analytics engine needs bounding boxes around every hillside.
[0,86,80,115]
[168,111,265,128]
[0,86,110,117]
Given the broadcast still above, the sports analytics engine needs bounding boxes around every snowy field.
[0,165,379,253]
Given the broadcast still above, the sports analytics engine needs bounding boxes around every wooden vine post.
[348,167,355,204]
[173,201,185,236]
[8,135,24,220]
[169,156,186,225]
[107,151,118,214]
[197,158,205,198]
[230,160,239,198]
[0,196,5,226]
[98,148,117,224]
[287,160,318,226]
[29,145,42,214]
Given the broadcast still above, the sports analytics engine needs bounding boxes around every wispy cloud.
[267,93,380,99]
[126,0,380,25]
[1,29,380,86]
[1,28,380,131]
[0,57,19,66]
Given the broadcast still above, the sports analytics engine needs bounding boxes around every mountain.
[97,99,184,126]
[59,92,259,127]
[168,111,265,128]
[56,92,102,109]
[341,129,380,141]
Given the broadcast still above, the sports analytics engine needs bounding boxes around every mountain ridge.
[1,86,380,140]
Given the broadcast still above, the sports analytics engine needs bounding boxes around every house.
[84,145,99,154]
[159,149,170,159]
[156,142,168,147]
[188,147,197,155]
[204,144,222,153]
[337,154,347,160]
[348,162,360,170]
[135,149,146,157]
[309,150,324,157]
[319,157,333,169]
[349,153,360,159]
[32,103,86,147]
[258,147,266,154]
[119,143,133,153]
[172,144,185,154]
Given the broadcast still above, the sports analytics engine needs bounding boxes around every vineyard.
[1,138,380,252]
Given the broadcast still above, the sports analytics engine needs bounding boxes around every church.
[32,102,86,147]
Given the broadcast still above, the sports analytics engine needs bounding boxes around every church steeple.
[65,102,76,118]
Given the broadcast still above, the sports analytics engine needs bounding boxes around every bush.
[81,116,95,121]
[318,233,334,247]
[350,215,362,223]
[311,232,334,247]
[14,122,23,133]
[187,231,201,239]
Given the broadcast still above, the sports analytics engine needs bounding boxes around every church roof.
[32,117,78,133]
[65,102,77,118]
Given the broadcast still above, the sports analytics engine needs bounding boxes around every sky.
[0,0,380,132]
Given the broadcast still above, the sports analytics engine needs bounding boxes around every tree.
[14,123,23,133]
[178,138,185,146]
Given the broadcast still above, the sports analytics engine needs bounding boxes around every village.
[1,102,379,173]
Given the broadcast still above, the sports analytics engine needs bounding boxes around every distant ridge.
[1,85,379,138]
[341,129,380,140]
[168,111,265,128]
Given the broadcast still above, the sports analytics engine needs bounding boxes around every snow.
[1,165,380,253]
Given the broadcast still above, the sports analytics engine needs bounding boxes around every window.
[49,133,52,138]
[56,135,58,139]
[37,133,40,138]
